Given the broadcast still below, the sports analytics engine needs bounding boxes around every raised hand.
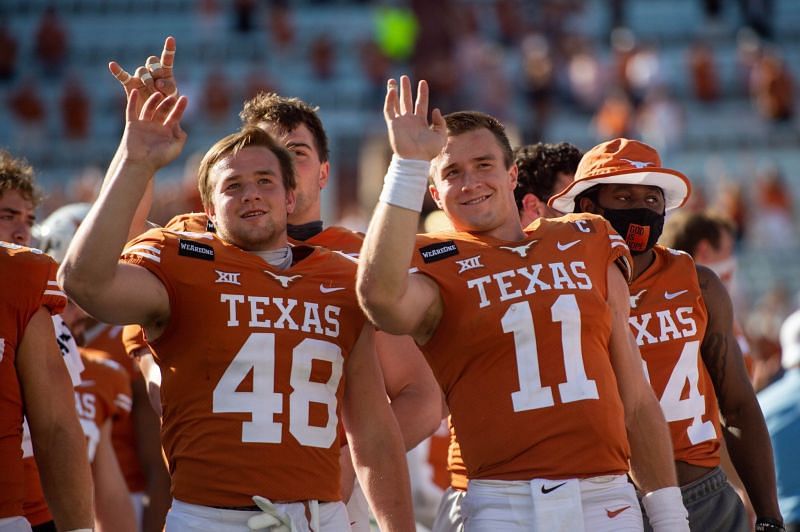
[109,36,178,115]
[121,90,188,175]
[384,75,447,161]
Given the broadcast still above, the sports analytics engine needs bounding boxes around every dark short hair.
[513,142,581,210]
[660,210,736,256]
[198,126,296,209]
[443,111,514,168]
[240,92,329,163]
[0,150,42,206]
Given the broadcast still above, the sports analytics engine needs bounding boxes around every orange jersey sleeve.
[163,212,212,233]
[121,324,147,356]
[0,243,65,518]
[411,214,633,482]
[120,229,366,506]
[629,247,721,467]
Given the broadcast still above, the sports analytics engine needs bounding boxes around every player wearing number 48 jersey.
[554,137,784,532]
[59,87,414,531]
[358,76,686,531]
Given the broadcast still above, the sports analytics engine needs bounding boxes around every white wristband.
[642,486,689,532]
[378,155,431,212]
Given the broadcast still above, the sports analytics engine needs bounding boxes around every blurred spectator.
[758,310,800,530]
[268,1,295,49]
[233,0,257,33]
[636,85,685,154]
[34,6,69,78]
[749,167,795,249]
[309,35,336,81]
[60,75,90,140]
[593,88,634,140]
[740,0,774,40]
[359,40,392,107]
[750,47,794,122]
[610,27,637,96]
[196,0,224,42]
[566,39,605,112]
[494,0,524,47]
[0,18,18,82]
[411,0,460,111]
[242,67,278,103]
[715,182,749,244]
[520,32,555,141]
[625,42,663,104]
[748,287,792,391]
[455,8,511,120]
[7,76,46,145]
[199,70,233,125]
[688,40,720,102]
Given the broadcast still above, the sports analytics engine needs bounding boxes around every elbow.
[58,260,101,310]
[356,271,396,327]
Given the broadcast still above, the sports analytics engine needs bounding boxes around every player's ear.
[285,188,296,215]
[508,163,518,189]
[318,160,330,190]
[429,183,443,209]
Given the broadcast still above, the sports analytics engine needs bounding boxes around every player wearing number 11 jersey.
[553,137,784,531]
[358,77,687,531]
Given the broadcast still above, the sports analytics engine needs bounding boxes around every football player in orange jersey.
[552,138,784,531]
[60,88,414,531]
[0,152,94,532]
[430,142,583,532]
[110,38,442,530]
[358,75,687,531]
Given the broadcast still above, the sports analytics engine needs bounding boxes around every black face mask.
[601,207,665,255]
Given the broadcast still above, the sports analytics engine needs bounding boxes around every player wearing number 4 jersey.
[554,137,784,532]
[59,87,414,531]
[358,76,687,531]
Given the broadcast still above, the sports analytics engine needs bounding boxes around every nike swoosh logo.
[557,240,580,251]
[540,481,567,494]
[320,285,345,293]
[606,505,631,518]
[664,289,688,300]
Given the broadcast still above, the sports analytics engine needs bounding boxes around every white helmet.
[34,203,92,263]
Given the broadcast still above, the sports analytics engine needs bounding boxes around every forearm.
[94,429,136,532]
[723,402,782,521]
[627,395,678,492]
[60,158,154,295]
[358,201,422,329]
[34,419,94,530]
[350,420,415,532]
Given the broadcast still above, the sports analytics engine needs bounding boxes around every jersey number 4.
[212,333,343,448]
[643,340,716,445]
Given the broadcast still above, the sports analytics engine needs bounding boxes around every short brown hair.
[514,142,581,210]
[198,127,296,209]
[660,210,736,256]
[239,92,329,163]
[443,111,514,168]
[0,150,42,206]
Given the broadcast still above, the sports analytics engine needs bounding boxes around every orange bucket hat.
[548,138,691,213]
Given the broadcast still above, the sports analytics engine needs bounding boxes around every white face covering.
[704,255,737,291]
